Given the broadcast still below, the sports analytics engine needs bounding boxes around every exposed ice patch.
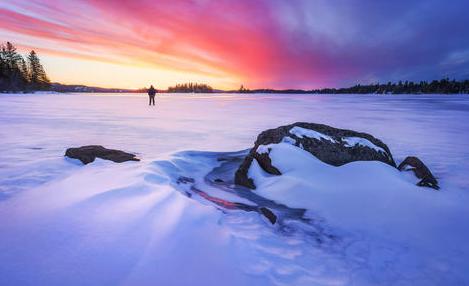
[342,136,386,154]
[289,126,337,143]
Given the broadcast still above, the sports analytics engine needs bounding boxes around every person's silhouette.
[148,85,156,106]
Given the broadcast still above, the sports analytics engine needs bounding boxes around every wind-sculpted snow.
[1,93,469,285]
[0,151,342,286]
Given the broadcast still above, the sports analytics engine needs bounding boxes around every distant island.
[167,83,213,93]
[2,41,468,95]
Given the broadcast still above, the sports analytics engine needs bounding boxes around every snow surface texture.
[1,93,469,285]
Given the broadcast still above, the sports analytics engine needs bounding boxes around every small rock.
[177,176,195,184]
[214,178,224,183]
[259,207,277,224]
[65,145,139,164]
[398,156,439,190]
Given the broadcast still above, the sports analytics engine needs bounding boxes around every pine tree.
[0,44,6,90]
[3,42,22,68]
[19,57,30,87]
[0,42,28,91]
[28,50,50,90]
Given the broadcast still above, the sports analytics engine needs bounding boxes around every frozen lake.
[1,93,469,285]
[2,93,469,192]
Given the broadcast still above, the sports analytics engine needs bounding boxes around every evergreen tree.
[19,57,30,87]
[28,50,50,90]
[0,44,5,90]
[0,42,28,91]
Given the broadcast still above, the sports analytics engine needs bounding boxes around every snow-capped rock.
[235,122,396,189]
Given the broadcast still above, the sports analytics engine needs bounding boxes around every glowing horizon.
[1,0,469,90]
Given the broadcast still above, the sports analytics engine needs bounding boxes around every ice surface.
[1,93,469,285]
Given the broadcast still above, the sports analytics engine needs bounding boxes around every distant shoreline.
[2,78,468,95]
[49,78,469,95]
[2,91,468,96]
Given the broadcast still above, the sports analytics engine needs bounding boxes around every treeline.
[312,79,469,94]
[235,79,469,94]
[0,42,50,92]
[167,82,213,93]
[231,85,310,94]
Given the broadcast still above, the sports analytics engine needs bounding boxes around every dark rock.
[214,178,224,183]
[65,145,140,164]
[177,176,195,184]
[235,122,396,189]
[259,207,277,224]
[28,147,43,150]
[398,156,439,190]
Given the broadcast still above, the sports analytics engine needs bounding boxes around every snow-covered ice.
[250,142,469,281]
[1,92,469,285]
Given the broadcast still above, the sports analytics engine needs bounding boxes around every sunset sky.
[1,0,469,90]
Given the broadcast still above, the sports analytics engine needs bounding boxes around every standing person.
[148,85,156,106]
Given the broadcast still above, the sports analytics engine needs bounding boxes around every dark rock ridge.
[259,207,277,224]
[398,156,439,190]
[235,122,396,189]
[65,145,140,164]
